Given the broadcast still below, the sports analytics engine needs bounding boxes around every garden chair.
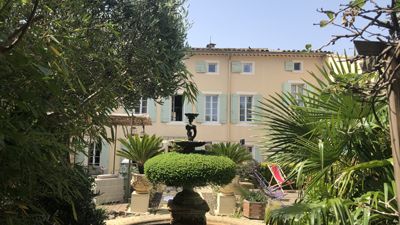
[253,170,285,200]
[267,164,294,193]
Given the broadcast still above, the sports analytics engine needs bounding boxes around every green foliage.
[257,57,398,224]
[0,0,195,224]
[206,142,252,165]
[144,153,236,187]
[117,134,163,174]
[239,187,267,203]
[38,166,107,225]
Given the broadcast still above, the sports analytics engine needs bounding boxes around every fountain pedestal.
[168,187,209,225]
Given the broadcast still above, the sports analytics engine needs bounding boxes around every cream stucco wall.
[98,49,329,174]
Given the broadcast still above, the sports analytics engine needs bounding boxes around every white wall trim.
[235,91,257,95]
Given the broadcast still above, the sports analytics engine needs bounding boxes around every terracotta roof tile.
[189,47,331,55]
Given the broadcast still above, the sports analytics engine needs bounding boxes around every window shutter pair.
[196,93,227,124]
[160,97,193,123]
[231,94,263,124]
[284,61,294,71]
[231,61,242,73]
[196,61,207,73]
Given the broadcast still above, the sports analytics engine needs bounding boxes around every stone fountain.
[144,113,236,225]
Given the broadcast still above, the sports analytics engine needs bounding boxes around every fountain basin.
[105,214,262,225]
[174,141,206,153]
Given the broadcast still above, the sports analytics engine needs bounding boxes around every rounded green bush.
[144,152,236,187]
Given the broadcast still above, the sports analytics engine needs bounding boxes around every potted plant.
[117,134,163,194]
[240,188,267,220]
[206,142,252,195]
[144,152,236,225]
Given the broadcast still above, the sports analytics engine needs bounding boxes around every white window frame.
[239,95,253,122]
[206,61,219,75]
[132,98,147,114]
[289,81,306,106]
[241,61,255,75]
[292,61,303,73]
[204,94,219,123]
[88,139,101,166]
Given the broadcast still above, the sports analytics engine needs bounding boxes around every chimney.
[206,43,216,48]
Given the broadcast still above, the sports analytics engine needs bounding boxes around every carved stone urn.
[131,173,152,194]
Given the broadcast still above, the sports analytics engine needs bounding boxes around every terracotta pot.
[242,199,266,220]
[219,175,239,196]
[131,173,152,194]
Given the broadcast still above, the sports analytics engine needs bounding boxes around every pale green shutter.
[196,93,205,123]
[284,61,294,71]
[282,82,291,94]
[75,151,87,165]
[161,97,171,123]
[183,100,192,122]
[100,139,110,173]
[231,61,242,73]
[196,61,207,73]
[219,94,227,124]
[230,94,239,124]
[147,99,157,122]
[252,94,263,122]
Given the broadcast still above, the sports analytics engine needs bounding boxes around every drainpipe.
[227,53,232,142]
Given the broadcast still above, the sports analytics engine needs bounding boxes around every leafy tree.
[258,59,398,224]
[0,0,195,224]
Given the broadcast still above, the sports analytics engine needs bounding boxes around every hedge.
[144,152,236,187]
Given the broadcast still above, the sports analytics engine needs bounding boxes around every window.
[239,96,253,122]
[133,98,147,114]
[88,139,101,166]
[171,95,183,121]
[291,83,305,105]
[205,95,219,122]
[242,62,253,74]
[207,62,218,73]
[293,62,302,71]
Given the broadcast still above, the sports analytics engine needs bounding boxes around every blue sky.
[186,0,354,54]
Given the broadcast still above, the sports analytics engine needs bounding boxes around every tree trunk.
[388,55,400,221]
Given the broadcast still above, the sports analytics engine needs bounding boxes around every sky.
[186,0,356,54]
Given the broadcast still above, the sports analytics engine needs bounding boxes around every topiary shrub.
[144,152,236,187]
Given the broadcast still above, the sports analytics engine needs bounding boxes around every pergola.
[109,114,152,174]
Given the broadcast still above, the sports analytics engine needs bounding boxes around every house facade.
[76,46,330,174]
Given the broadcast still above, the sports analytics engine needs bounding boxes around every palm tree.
[257,57,398,224]
[117,134,163,174]
[206,142,252,164]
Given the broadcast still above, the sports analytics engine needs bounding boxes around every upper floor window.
[133,98,147,114]
[88,139,101,166]
[205,95,219,122]
[195,61,219,74]
[239,95,253,122]
[284,61,303,72]
[242,62,254,74]
[171,95,184,121]
[293,62,302,71]
[231,61,255,74]
[207,62,218,74]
